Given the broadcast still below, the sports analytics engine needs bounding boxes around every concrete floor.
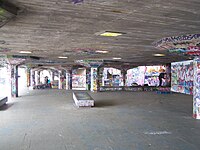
[0,90,200,150]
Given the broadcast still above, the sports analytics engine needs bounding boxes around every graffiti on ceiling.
[154,34,200,56]
[72,0,84,4]
[75,59,104,67]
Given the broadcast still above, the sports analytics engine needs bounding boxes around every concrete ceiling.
[0,0,200,67]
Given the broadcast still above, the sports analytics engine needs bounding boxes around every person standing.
[158,71,165,86]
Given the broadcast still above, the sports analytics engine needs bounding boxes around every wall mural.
[126,66,145,86]
[154,34,200,50]
[72,68,86,89]
[171,60,193,95]
[102,68,123,86]
[193,57,200,119]
[126,65,170,87]
[154,34,200,56]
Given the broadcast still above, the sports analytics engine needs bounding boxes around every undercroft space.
[0,90,199,150]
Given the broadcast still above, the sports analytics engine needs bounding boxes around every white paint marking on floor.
[144,131,172,135]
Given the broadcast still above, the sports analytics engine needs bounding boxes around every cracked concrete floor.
[0,90,200,150]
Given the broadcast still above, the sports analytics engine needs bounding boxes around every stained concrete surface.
[0,90,200,150]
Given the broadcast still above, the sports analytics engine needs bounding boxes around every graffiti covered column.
[58,70,65,89]
[193,57,200,119]
[75,59,103,91]
[66,71,70,90]
[91,67,98,92]
[35,71,40,85]
[58,71,62,89]
[66,69,72,90]
[11,65,18,97]
[67,70,72,90]
[51,71,54,82]
[121,68,128,86]
[64,67,72,90]
[26,67,31,87]
[86,68,91,90]
[30,69,35,87]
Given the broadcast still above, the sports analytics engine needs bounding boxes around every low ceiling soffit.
[0,0,19,28]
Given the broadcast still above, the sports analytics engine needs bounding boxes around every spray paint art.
[193,57,200,119]
[171,60,193,95]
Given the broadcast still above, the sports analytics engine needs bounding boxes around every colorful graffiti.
[102,68,123,86]
[154,34,200,50]
[154,34,200,56]
[72,0,84,4]
[72,68,86,89]
[171,60,193,95]
[126,65,170,87]
[126,66,145,86]
[91,68,98,91]
[193,57,200,119]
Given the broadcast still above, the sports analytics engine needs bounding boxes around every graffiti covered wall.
[171,60,193,95]
[72,68,86,90]
[126,65,170,86]
[193,57,200,119]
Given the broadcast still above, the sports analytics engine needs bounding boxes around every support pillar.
[51,71,54,82]
[86,68,91,90]
[193,57,200,119]
[66,71,70,90]
[35,71,40,85]
[26,67,31,87]
[58,71,64,89]
[69,70,72,90]
[30,70,35,86]
[11,65,18,97]
[91,67,98,92]
[121,68,127,86]
[58,71,61,89]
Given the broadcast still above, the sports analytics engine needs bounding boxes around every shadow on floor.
[95,100,116,107]
[0,103,14,111]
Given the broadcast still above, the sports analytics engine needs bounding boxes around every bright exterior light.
[113,57,122,60]
[19,51,32,54]
[100,32,123,37]
[153,54,165,57]
[58,56,68,59]
[96,50,109,53]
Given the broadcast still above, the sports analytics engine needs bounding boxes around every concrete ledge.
[0,97,8,107]
[73,92,94,107]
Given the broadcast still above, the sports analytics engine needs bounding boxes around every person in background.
[158,70,165,86]
[45,76,48,84]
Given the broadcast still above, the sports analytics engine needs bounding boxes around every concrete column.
[51,71,54,82]
[91,67,98,92]
[69,70,72,90]
[35,71,40,85]
[11,65,18,97]
[30,70,35,86]
[26,68,31,87]
[58,71,62,89]
[66,71,70,90]
[193,57,200,119]
[86,68,91,90]
[121,69,127,86]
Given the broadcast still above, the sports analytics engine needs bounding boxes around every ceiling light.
[153,54,165,57]
[100,31,124,37]
[96,50,109,53]
[19,51,32,54]
[58,56,68,59]
[113,57,122,60]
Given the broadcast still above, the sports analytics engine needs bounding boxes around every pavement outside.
[0,89,200,150]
